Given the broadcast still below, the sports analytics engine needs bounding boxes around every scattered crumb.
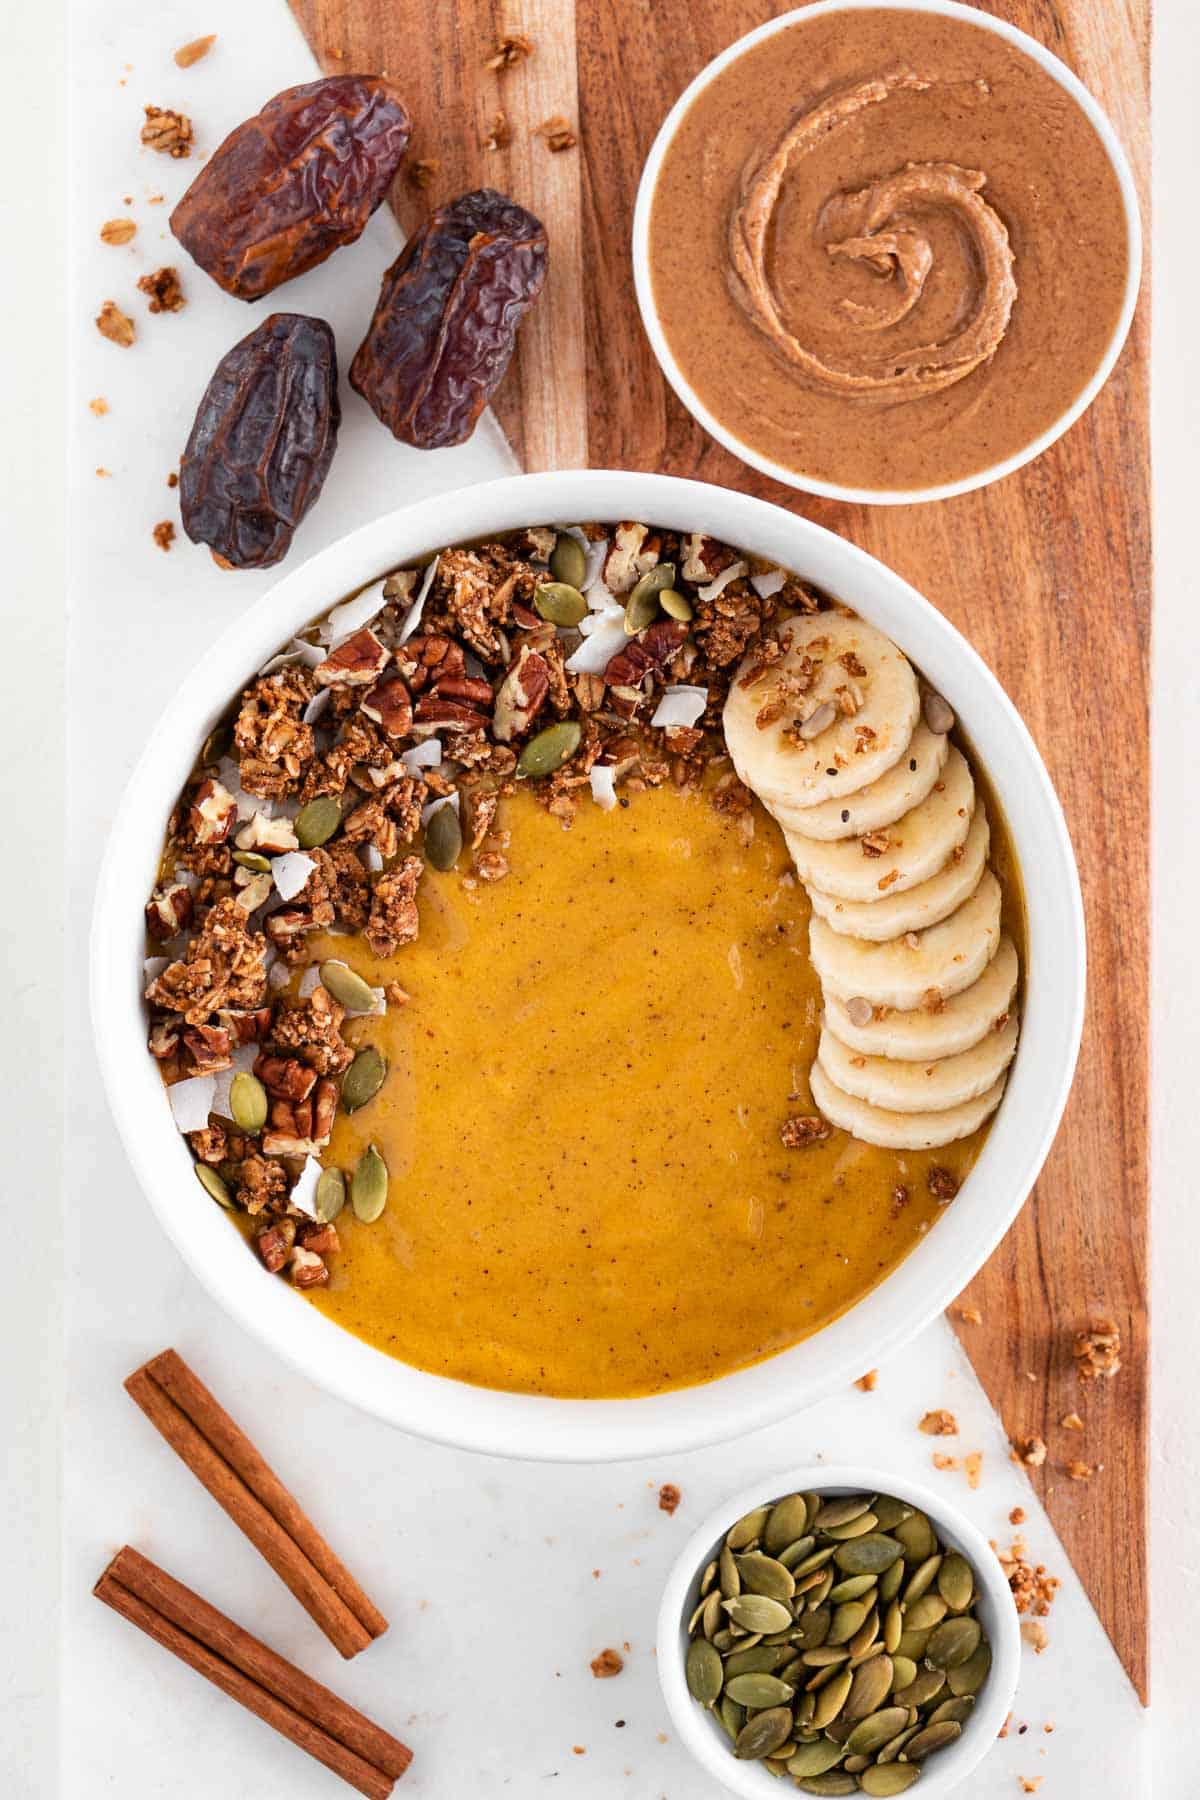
[141,104,193,158]
[656,1732,669,1744]
[147,192,164,204]
[174,35,216,68]
[590,1649,624,1678]
[1021,1620,1049,1655]
[1012,1435,1047,1467]
[999,1713,1012,1739]
[384,981,410,1006]
[919,1409,958,1436]
[1009,1506,1026,1526]
[89,397,109,416]
[954,1303,983,1324]
[1064,1459,1097,1481]
[964,1451,983,1490]
[1074,1319,1121,1382]
[927,1166,960,1202]
[592,1569,601,1579]
[855,1370,878,1393]
[1019,1780,1043,1794]
[167,471,178,488]
[657,1483,681,1515]
[536,115,578,153]
[996,1536,1060,1618]
[407,158,439,190]
[484,110,512,152]
[484,33,533,70]
[95,467,111,478]
[781,1115,832,1148]
[138,266,185,313]
[932,1453,960,1472]
[96,300,135,347]
[1044,1723,1055,1734]
[1060,1411,1085,1431]
[572,1745,585,1755]
[152,521,176,552]
[99,217,136,246]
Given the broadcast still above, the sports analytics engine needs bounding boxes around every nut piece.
[145,882,194,941]
[256,1218,296,1272]
[493,645,550,742]
[236,811,299,855]
[142,105,193,158]
[188,778,238,844]
[360,673,414,738]
[174,34,216,67]
[138,266,185,313]
[1073,1320,1122,1383]
[96,301,135,347]
[315,628,390,688]
[289,1245,329,1288]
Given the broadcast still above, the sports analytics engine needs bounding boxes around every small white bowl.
[657,1465,1020,1797]
[631,0,1143,506]
[91,470,1084,1460]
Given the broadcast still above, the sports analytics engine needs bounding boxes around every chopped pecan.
[366,855,423,957]
[145,881,194,941]
[1073,1320,1122,1383]
[298,1221,340,1256]
[397,633,466,693]
[146,897,269,1024]
[254,1052,317,1102]
[360,672,414,738]
[261,1077,337,1155]
[188,778,237,845]
[142,104,193,158]
[239,1152,289,1216]
[217,1005,273,1045]
[256,1216,296,1271]
[315,627,390,688]
[234,869,273,913]
[182,1022,233,1074]
[235,812,298,854]
[602,521,660,594]
[289,1245,329,1288]
[604,619,688,692]
[493,644,550,741]
[680,532,738,583]
[148,1019,180,1059]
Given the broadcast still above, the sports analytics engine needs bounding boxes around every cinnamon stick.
[95,1547,410,1797]
[125,1349,385,1657]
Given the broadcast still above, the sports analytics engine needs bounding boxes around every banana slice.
[768,720,949,842]
[823,935,1019,1061]
[817,1013,1019,1113]
[724,614,919,812]
[810,1060,1008,1150]
[784,748,975,902]
[808,804,991,940]
[811,870,1002,1011]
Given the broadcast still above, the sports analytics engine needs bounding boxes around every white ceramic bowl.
[631,0,1143,506]
[657,1465,1020,1797]
[91,471,1084,1460]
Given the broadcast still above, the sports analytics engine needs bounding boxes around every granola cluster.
[144,522,819,1288]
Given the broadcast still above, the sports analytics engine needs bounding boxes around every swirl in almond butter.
[728,72,1018,402]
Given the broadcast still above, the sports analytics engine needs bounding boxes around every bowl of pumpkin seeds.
[657,1466,1019,1797]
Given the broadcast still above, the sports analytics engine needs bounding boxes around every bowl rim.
[630,0,1144,507]
[90,469,1085,1462]
[655,1462,1022,1798]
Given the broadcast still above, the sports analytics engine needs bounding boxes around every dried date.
[349,187,547,448]
[170,76,411,300]
[180,314,339,570]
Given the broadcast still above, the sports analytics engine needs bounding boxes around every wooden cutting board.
[289,0,1151,1701]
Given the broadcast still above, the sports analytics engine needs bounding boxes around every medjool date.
[170,76,411,300]
[180,314,339,570]
[350,187,547,449]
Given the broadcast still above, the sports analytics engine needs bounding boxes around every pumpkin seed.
[902,1553,944,1604]
[341,1045,387,1113]
[195,1163,232,1208]
[828,1574,877,1604]
[315,1167,345,1223]
[925,1615,981,1670]
[813,1495,874,1531]
[701,1590,723,1639]
[719,1543,740,1597]
[535,580,587,627]
[736,1552,795,1603]
[805,1569,835,1609]
[947,1640,991,1696]
[847,1607,881,1660]
[724,1673,795,1709]
[699,1559,717,1597]
[421,801,461,871]
[895,1628,932,1661]
[845,1706,911,1757]
[793,1544,838,1578]
[883,1599,903,1654]
[660,588,693,621]
[233,849,271,872]
[718,1694,744,1741]
[811,1667,853,1729]
[229,1071,268,1133]
[876,1724,921,1764]
[871,1496,914,1531]
[903,1719,962,1760]
[727,1505,772,1551]
[787,1740,846,1778]
[827,1601,869,1646]
[927,1695,974,1726]
[834,1535,903,1576]
[889,1654,918,1692]
[734,1705,792,1761]
[901,1594,947,1632]
[793,1603,831,1649]
[842,1654,893,1721]
[824,1512,880,1541]
[723,1594,792,1635]
[200,720,233,765]
[685,1636,723,1705]
[294,795,341,849]
[764,1494,812,1553]
[793,1777,857,1797]
[801,1646,850,1669]
[548,533,587,588]
[844,1755,871,1775]
[517,721,582,779]
[878,1559,905,1604]
[893,1510,937,1564]
[859,1765,921,1796]
[723,1644,788,1679]
[624,563,676,634]
[937,1551,975,1613]
[891,1668,946,1709]
[350,1143,388,1223]
[778,1534,818,1570]
[320,959,378,1013]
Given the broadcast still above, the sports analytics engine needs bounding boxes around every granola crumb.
[174,34,216,68]
[484,33,533,70]
[657,1483,681,1515]
[1073,1319,1121,1382]
[855,1370,878,1393]
[1020,1621,1048,1655]
[407,158,440,190]
[1060,1411,1085,1431]
[383,981,410,1007]
[919,1409,958,1436]
[1019,1780,1044,1794]
[536,115,578,153]
[138,266,185,313]
[484,110,512,152]
[167,471,179,489]
[590,1648,624,1678]
[1009,1506,1026,1525]
[95,467,111,478]
[996,1535,1060,1619]
[932,1453,960,1472]
[927,1165,961,1202]
[89,397,109,416]
[780,1114,832,1148]
[964,1450,983,1490]
[141,104,193,158]
[1064,1459,1097,1481]
[1013,1435,1047,1467]
[96,300,135,347]
[152,521,176,552]
[954,1303,983,1324]
[99,217,136,245]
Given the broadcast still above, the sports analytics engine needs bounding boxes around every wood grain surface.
[288,0,1151,1700]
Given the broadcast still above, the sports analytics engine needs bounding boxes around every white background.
[2,0,1198,1793]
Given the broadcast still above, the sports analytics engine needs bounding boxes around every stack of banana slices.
[724,611,1020,1150]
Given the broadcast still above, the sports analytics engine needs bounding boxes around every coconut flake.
[268,960,290,991]
[302,687,333,727]
[421,791,460,828]
[402,737,442,774]
[143,956,170,986]
[173,867,199,892]
[288,1157,323,1220]
[167,1074,216,1134]
[750,567,786,599]
[211,1043,260,1118]
[566,616,627,675]
[579,600,624,635]
[361,843,384,873]
[217,758,272,823]
[589,764,618,811]
[298,963,323,999]
[272,851,316,902]
[651,684,708,729]
[325,581,386,647]
[697,560,748,602]
[398,556,439,646]
[582,538,610,593]
[259,637,325,675]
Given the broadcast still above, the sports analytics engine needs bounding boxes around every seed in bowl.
[684,1488,991,1790]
